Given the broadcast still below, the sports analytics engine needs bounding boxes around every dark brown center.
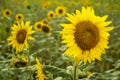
[42,26,50,33]
[18,16,22,19]
[58,9,63,14]
[6,11,10,15]
[74,21,99,51]
[37,24,41,28]
[43,20,48,24]
[16,29,27,44]
[50,13,53,17]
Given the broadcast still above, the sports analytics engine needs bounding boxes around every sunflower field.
[0,0,120,80]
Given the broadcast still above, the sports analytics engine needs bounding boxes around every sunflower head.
[41,19,48,25]
[23,0,28,7]
[41,24,52,34]
[16,13,24,21]
[34,21,43,32]
[7,21,35,53]
[35,58,47,80]
[42,2,51,9]
[47,10,56,19]
[13,55,28,67]
[3,9,12,18]
[60,7,114,64]
[55,6,66,17]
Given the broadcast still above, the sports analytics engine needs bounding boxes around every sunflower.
[42,2,51,9]
[7,21,35,53]
[47,11,56,19]
[34,21,43,32]
[35,58,47,80]
[15,13,24,21]
[60,7,114,64]
[41,24,51,34]
[13,55,28,67]
[41,19,48,25]
[3,9,12,18]
[23,0,28,7]
[55,6,66,17]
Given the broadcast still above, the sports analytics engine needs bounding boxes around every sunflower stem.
[73,62,77,80]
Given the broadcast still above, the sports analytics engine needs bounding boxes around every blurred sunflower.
[60,7,114,64]
[55,6,66,17]
[23,0,28,7]
[13,21,20,26]
[47,11,56,19]
[7,21,35,53]
[41,19,48,25]
[35,58,47,80]
[34,21,43,32]
[13,55,28,67]
[15,13,24,21]
[42,2,51,9]
[3,9,12,18]
[41,24,51,34]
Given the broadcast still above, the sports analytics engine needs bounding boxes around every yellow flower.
[41,19,48,25]
[3,9,12,18]
[35,58,47,80]
[23,0,28,7]
[55,6,66,17]
[34,21,43,32]
[15,13,24,21]
[47,10,56,19]
[42,2,51,9]
[41,24,52,34]
[7,21,35,53]
[60,7,114,64]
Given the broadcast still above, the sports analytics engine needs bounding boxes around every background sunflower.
[15,13,24,21]
[34,21,43,32]
[3,9,12,18]
[47,10,56,19]
[55,6,66,17]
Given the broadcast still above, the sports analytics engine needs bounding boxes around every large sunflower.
[60,7,114,64]
[35,58,47,80]
[7,21,35,53]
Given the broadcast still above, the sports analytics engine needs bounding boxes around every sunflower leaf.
[42,65,72,78]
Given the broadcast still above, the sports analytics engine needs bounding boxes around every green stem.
[73,63,77,80]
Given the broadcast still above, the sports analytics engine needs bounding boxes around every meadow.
[0,0,120,80]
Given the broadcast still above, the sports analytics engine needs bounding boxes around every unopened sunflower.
[15,13,24,21]
[60,7,114,64]
[47,11,56,19]
[55,6,66,17]
[3,9,12,18]
[7,21,35,53]
[35,58,47,80]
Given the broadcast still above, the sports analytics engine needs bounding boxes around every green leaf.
[42,65,72,78]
